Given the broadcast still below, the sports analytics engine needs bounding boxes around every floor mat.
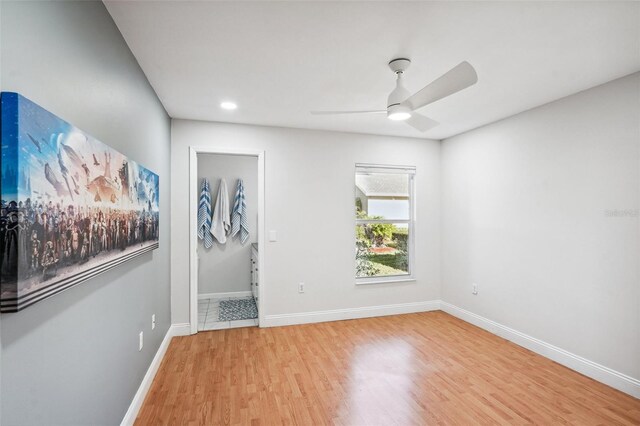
[218,297,258,321]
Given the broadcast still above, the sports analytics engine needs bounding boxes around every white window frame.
[355,163,416,285]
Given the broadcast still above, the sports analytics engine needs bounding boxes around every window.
[355,164,415,283]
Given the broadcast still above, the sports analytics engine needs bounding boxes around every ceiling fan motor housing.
[387,58,413,119]
[387,64,412,119]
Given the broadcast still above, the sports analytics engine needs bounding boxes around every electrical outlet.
[152,314,156,330]
[139,331,144,351]
[472,283,478,295]
[298,282,305,293]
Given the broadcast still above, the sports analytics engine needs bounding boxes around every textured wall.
[171,120,441,324]
[442,73,640,380]
[0,2,171,424]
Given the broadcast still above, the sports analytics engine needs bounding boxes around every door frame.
[188,146,266,334]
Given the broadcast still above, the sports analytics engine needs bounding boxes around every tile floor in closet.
[198,296,259,331]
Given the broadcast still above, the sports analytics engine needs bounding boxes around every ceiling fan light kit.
[387,104,412,121]
[311,57,478,133]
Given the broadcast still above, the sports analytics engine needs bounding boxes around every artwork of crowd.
[0,92,159,312]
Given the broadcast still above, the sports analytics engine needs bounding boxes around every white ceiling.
[105,1,640,140]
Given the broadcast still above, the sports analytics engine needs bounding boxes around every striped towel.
[197,178,213,249]
[230,179,249,244]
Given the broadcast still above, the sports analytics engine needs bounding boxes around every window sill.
[356,277,416,285]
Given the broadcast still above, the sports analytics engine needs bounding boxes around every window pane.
[356,223,409,278]
[355,173,410,220]
[367,199,409,220]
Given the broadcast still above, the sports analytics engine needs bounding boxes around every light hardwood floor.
[136,311,640,425]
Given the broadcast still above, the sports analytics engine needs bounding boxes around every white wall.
[197,154,258,295]
[172,122,441,324]
[1,2,171,424]
[441,73,640,380]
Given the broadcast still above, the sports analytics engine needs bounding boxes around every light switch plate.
[269,230,277,242]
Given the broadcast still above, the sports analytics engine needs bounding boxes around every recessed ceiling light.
[220,101,237,110]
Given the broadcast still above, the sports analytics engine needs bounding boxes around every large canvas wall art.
[0,92,159,312]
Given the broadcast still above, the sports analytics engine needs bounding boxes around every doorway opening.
[189,148,265,334]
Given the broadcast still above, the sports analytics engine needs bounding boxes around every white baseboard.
[440,302,640,399]
[198,291,252,300]
[170,322,192,336]
[120,323,190,426]
[262,300,440,327]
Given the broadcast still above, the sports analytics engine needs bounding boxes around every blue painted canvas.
[0,92,159,312]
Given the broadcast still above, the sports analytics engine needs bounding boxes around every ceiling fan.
[311,58,478,132]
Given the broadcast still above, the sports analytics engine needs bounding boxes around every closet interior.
[196,153,259,331]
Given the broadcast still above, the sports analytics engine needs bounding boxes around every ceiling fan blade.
[406,113,439,132]
[310,110,386,115]
[403,61,477,111]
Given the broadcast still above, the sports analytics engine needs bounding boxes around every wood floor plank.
[135,312,640,425]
